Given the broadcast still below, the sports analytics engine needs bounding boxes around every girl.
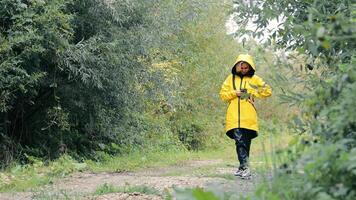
[219,54,272,179]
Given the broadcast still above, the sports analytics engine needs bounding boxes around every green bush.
[245,141,356,200]
[0,0,241,166]
[173,118,205,151]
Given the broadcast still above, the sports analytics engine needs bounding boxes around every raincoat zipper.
[238,77,244,128]
[233,74,244,129]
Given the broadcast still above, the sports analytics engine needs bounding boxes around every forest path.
[0,159,271,200]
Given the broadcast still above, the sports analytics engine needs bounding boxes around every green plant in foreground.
[174,188,220,200]
[174,187,245,200]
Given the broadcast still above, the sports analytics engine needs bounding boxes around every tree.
[233,1,356,199]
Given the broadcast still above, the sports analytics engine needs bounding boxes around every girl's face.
[236,62,250,75]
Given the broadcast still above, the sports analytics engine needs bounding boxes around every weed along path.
[0,159,271,199]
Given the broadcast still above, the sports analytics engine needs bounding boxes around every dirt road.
[0,159,270,200]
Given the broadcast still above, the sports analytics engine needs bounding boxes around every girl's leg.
[233,129,251,169]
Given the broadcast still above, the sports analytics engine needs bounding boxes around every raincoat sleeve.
[249,76,272,98]
[220,75,237,102]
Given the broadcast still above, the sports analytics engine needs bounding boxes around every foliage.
[0,0,153,164]
[0,0,240,166]
[174,188,221,200]
[231,0,356,199]
[245,142,356,200]
[169,0,242,150]
[233,0,356,142]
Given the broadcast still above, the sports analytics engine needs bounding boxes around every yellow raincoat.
[220,54,272,133]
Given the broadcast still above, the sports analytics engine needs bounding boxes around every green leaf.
[192,188,219,200]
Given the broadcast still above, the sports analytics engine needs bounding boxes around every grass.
[31,190,83,200]
[0,155,86,192]
[93,183,160,196]
[86,148,220,173]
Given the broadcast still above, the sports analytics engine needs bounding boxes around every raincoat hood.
[234,54,256,70]
[232,54,256,77]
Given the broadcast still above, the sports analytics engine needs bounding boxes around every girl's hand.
[236,90,243,97]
